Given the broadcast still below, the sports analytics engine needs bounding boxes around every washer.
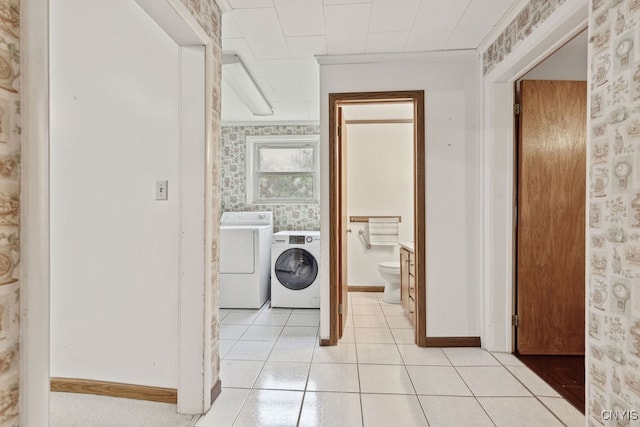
[271,231,320,308]
[219,211,273,308]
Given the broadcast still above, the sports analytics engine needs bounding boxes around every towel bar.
[350,215,401,223]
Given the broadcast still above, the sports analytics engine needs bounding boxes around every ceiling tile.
[457,0,515,28]
[232,8,289,59]
[228,0,274,8]
[444,26,492,50]
[324,3,371,35]
[305,99,319,118]
[404,24,451,51]
[267,74,303,91]
[404,0,470,51]
[253,76,277,100]
[274,90,306,103]
[365,32,409,53]
[258,58,319,77]
[274,0,325,36]
[270,99,309,118]
[326,32,367,54]
[221,80,257,121]
[369,0,421,33]
[287,36,328,57]
[299,75,319,100]
[222,13,243,39]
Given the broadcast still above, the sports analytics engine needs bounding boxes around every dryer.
[220,211,273,308]
[271,231,320,308]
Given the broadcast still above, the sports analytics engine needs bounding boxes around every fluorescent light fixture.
[222,54,273,116]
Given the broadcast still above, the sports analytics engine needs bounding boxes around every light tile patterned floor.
[50,292,584,426]
[197,292,585,427]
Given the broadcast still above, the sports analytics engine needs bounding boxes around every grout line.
[352,297,366,426]
[442,350,497,426]
[499,361,569,426]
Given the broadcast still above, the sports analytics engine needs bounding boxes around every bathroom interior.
[342,102,414,305]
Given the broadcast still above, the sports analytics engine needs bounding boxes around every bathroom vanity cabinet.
[400,245,415,323]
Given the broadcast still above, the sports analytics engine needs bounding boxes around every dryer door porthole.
[274,248,319,291]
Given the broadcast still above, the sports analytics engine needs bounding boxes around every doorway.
[513,30,588,412]
[327,91,426,346]
[342,102,414,299]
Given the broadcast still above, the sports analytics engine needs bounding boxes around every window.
[246,135,319,204]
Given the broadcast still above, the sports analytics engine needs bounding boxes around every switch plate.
[156,180,168,200]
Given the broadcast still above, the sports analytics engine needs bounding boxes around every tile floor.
[196,292,585,427]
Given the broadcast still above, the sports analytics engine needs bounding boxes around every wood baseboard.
[319,338,332,346]
[424,336,481,347]
[210,379,222,404]
[50,378,177,404]
[348,285,384,292]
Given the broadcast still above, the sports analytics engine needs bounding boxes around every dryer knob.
[306,236,313,243]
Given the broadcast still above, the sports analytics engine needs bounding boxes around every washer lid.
[220,211,273,226]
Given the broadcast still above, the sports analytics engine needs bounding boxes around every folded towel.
[368,217,399,246]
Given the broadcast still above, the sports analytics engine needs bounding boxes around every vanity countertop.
[399,241,414,252]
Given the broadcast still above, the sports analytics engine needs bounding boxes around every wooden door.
[517,80,586,355]
[400,248,410,315]
[338,106,349,337]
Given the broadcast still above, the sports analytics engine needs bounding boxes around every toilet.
[378,261,401,304]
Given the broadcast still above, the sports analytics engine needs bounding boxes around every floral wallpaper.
[180,0,222,402]
[221,125,321,232]
[587,0,640,424]
[483,0,640,424]
[0,0,19,425]
[482,0,567,75]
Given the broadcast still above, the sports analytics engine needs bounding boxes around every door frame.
[21,0,215,420]
[327,90,426,346]
[480,0,588,352]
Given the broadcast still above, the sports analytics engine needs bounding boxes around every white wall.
[50,0,181,387]
[319,53,482,338]
[346,123,413,286]
[521,30,587,81]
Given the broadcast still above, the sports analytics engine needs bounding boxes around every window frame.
[246,135,320,204]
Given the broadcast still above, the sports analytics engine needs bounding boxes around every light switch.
[156,180,168,200]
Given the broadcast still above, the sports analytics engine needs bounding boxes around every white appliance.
[219,211,273,308]
[271,231,320,308]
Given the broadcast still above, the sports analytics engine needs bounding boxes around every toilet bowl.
[378,261,401,304]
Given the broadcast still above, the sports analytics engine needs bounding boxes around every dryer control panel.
[289,235,305,244]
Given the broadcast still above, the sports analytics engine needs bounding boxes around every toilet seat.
[379,261,400,273]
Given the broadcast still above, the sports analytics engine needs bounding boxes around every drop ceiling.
[221,0,523,123]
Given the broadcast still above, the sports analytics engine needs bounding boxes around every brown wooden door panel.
[338,106,349,336]
[517,80,586,355]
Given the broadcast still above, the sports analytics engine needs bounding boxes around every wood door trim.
[319,338,332,346]
[348,285,385,292]
[328,95,339,345]
[50,378,177,403]
[328,90,426,347]
[413,92,427,347]
[425,336,481,347]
